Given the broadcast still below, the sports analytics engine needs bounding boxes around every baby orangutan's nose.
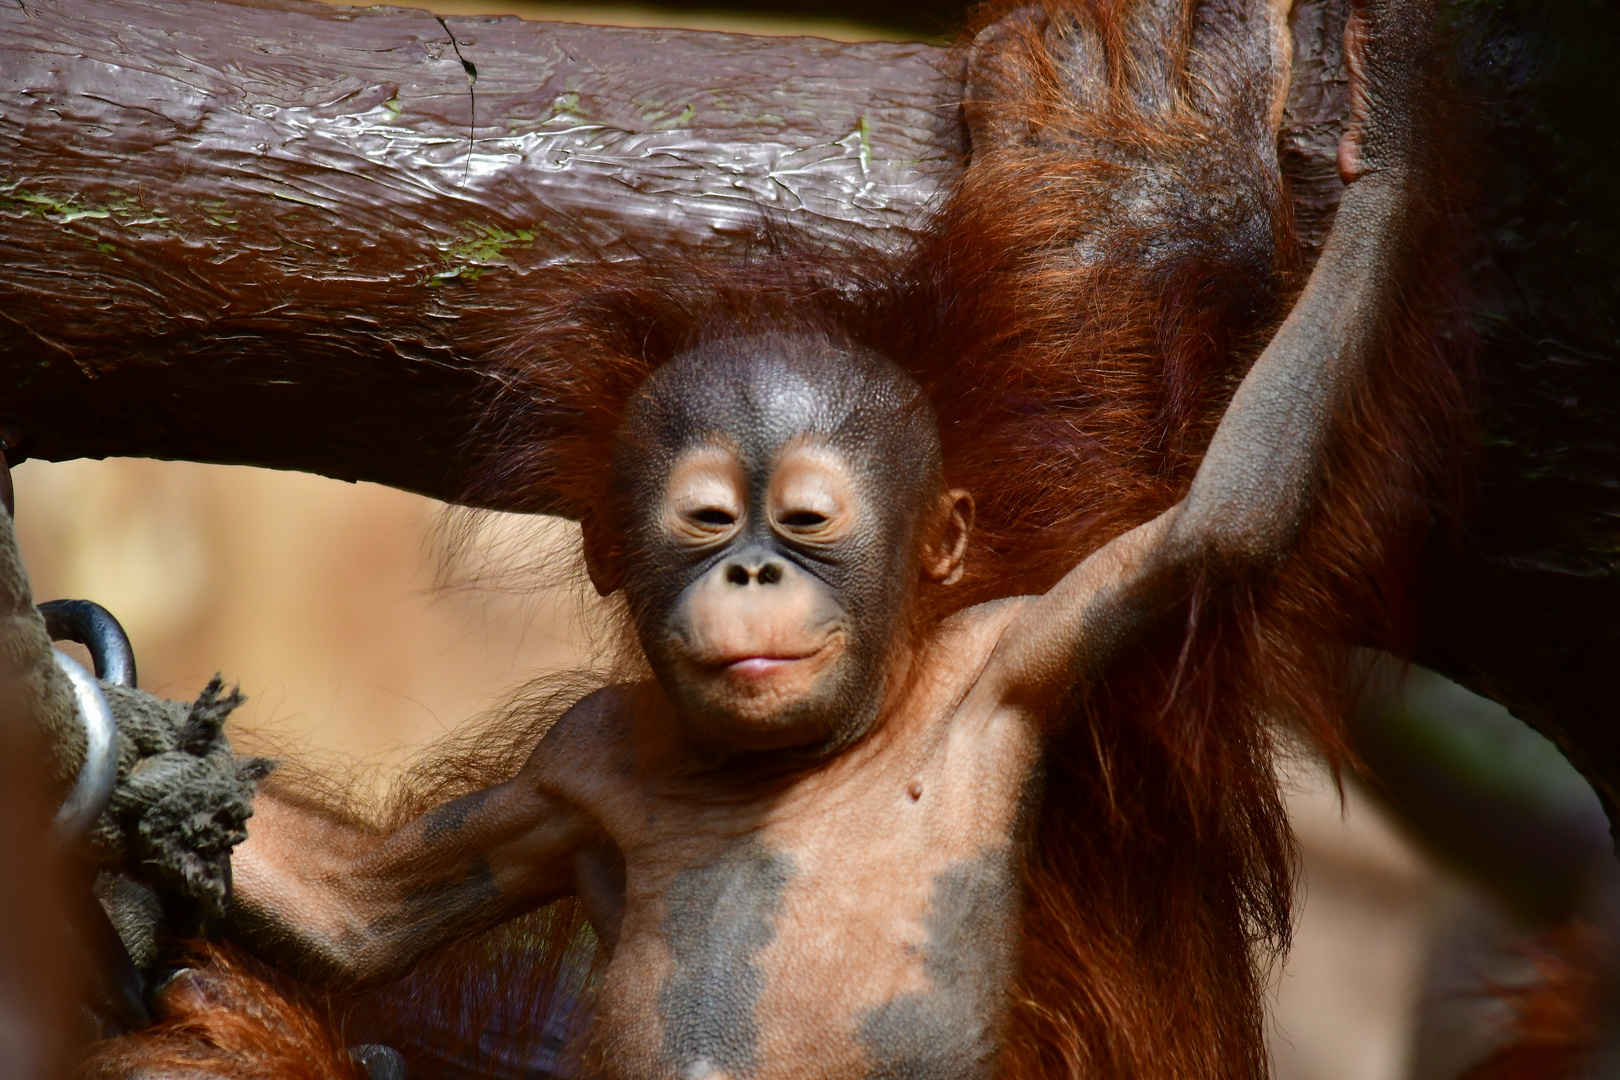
[722,551,786,586]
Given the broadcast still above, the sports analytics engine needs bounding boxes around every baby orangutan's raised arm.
[985,0,1436,718]
[228,734,596,988]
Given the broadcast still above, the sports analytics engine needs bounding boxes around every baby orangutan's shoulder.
[936,595,1034,654]
[521,683,648,781]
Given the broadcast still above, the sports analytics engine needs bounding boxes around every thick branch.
[0,0,963,501]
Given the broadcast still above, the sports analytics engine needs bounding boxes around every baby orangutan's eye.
[664,445,746,542]
[769,444,856,542]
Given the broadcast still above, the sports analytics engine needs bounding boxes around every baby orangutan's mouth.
[671,628,851,743]
[695,633,845,688]
[722,655,812,679]
[675,621,849,709]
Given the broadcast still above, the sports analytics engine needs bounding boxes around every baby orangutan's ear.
[922,489,974,586]
[580,509,625,597]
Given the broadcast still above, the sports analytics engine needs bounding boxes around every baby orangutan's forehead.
[652,343,859,431]
[618,333,933,482]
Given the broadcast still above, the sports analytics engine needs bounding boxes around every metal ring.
[53,649,118,843]
[40,599,137,688]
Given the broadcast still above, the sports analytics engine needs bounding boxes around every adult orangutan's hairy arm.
[986,0,1437,715]
[228,770,593,989]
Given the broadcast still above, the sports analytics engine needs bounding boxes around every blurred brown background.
[5,2,1575,1078]
[13,459,603,779]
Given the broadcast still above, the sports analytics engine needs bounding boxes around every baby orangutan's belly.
[590,838,1021,1080]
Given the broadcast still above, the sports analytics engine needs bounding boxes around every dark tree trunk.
[1407,0,1620,818]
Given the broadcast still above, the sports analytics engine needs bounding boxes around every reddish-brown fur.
[81,946,362,1080]
[94,0,1473,1077]
[1455,925,1607,1080]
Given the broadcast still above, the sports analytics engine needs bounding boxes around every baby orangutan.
[232,307,1359,1079]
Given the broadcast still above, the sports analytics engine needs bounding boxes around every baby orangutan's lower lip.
[723,656,805,678]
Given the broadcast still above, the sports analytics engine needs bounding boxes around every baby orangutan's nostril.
[725,564,750,586]
[758,563,783,585]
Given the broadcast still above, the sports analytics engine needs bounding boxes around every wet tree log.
[0,0,969,497]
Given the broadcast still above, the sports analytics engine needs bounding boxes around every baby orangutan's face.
[650,438,866,750]
[590,336,969,756]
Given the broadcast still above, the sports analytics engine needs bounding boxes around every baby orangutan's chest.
[595,841,1021,1080]
[587,750,1033,1080]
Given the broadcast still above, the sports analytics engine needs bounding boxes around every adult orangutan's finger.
[1187,0,1294,139]
[1118,0,1191,112]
